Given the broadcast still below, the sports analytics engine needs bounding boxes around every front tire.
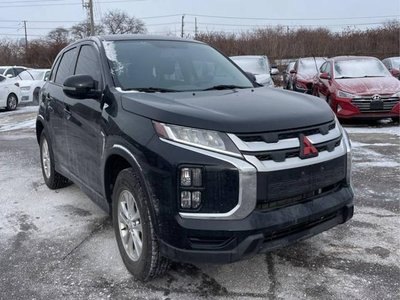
[6,93,18,111]
[112,168,170,281]
[33,88,40,105]
[40,131,70,189]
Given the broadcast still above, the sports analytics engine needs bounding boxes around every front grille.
[237,120,335,144]
[352,96,399,112]
[263,211,338,243]
[229,120,342,163]
[254,137,341,162]
[256,181,343,211]
[256,156,347,205]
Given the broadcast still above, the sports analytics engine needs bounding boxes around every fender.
[102,140,162,236]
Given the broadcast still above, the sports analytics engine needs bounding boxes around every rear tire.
[6,93,18,111]
[112,168,170,281]
[39,131,70,189]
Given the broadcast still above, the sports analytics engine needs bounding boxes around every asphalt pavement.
[0,106,399,300]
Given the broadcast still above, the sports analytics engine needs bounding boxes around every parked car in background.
[382,57,400,79]
[230,55,278,87]
[0,74,20,111]
[291,57,326,94]
[283,60,296,89]
[0,66,28,78]
[313,56,400,121]
[13,69,50,104]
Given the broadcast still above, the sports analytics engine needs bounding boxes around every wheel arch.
[103,145,159,227]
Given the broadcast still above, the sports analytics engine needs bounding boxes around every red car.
[291,57,326,94]
[313,56,400,121]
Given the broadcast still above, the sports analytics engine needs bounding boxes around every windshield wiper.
[126,87,179,93]
[202,85,249,91]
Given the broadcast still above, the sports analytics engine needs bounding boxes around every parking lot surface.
[0,106,399,299]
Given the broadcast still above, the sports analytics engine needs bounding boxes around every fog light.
[180,191,191,208]
[180,168,191,186]
[192,191,201,209]
[337,104,343,112]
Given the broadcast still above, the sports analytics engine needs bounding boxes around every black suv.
[36,35,354,281]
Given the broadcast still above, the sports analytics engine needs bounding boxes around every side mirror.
[270,68,279,76]
[319,72,331,80]
[63,75,99,99]
[245,71,258,84]
[6,74,13,78]
[290,69,297,74]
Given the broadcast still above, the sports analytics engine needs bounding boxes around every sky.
[0,0,399,40]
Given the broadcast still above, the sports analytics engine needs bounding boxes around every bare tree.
[102,10,146,34]
[47,27,70,45]
[71,21,104,40]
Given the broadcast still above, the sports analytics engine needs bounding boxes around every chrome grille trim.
[351,96,399,112]
[228,124,341,152]
[244,140,346,172]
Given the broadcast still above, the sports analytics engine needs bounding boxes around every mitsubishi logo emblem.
[372,94,381,101]
[299,134,318,159]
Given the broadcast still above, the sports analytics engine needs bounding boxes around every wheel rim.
[118,190,143,262]
[41,138,51,179]
[8,95,17,110]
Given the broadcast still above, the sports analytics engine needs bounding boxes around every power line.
[185,13,400,21]
[0,0,147,8]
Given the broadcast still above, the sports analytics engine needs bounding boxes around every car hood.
[296,72,317,83]
[120,88,334,133]
[336,77,400,95]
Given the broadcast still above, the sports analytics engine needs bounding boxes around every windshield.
[334,58,390,78]
[298,58,325,75]
[231,57,270,75]
[27,70,46,80]
[103,40,253,92]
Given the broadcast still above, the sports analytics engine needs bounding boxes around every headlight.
[337,90,359,99]
[336,117,352,186]
[153,122,241,157]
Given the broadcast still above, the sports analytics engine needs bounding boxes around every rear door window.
[55,47,78,85]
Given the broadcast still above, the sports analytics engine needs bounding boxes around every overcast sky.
[0,0,399,40]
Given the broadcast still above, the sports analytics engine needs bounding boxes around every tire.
[6,93,18,111]
[39,131,70,189]
[33,88,40,105]
[112,168,170,281]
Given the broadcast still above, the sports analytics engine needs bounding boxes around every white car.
[0,75,20,111]
[13,69,50,104]
[230,55,278,87]
[0,66,28,78]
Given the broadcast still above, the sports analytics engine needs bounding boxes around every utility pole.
[23,20,28,51]
[194,17,198,39]
[82,0,95,36]
[181,15,185,38]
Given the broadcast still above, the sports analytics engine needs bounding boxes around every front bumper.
[160,186,353,263]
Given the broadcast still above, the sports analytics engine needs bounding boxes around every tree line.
[0,12,398,69]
